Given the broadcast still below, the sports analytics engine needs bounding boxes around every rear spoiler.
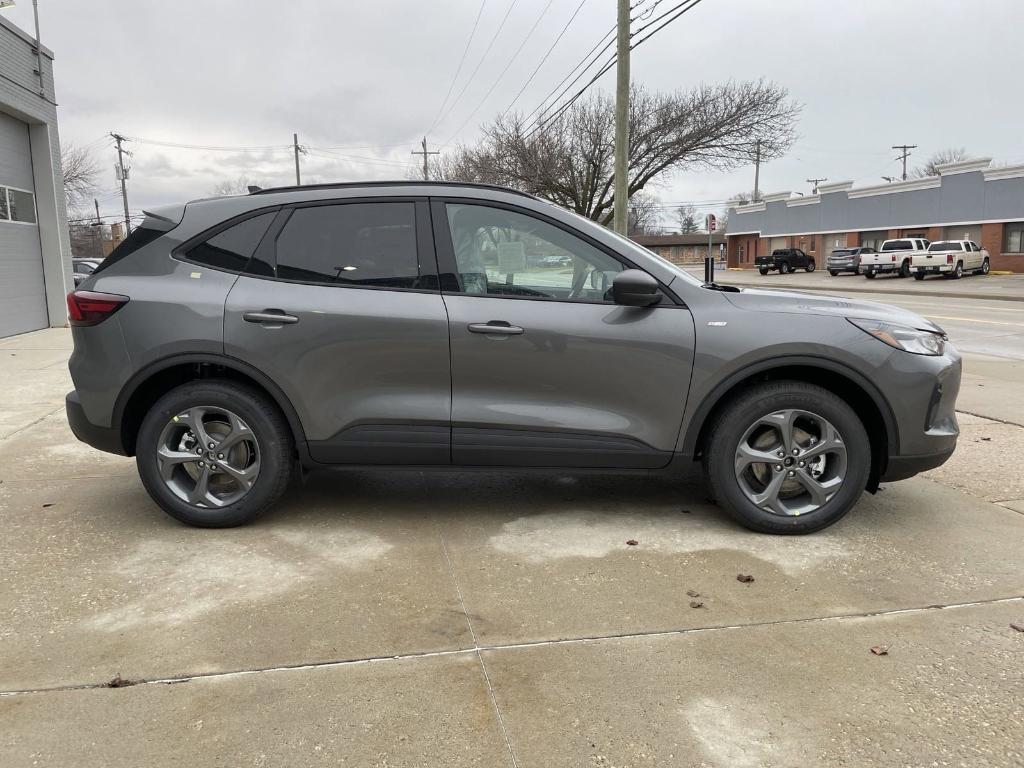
[140,203,185,231]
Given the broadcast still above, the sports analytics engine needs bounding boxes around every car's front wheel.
[805,259,815,273]
[136,380,294,527]
[780,262,791,274]
[703,381,870,534]
[980,258,990,275]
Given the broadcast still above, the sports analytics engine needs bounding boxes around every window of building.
[0,186,37,224]
[860,231,888,250]
[1004,222,1024,253]
[275,203,420,288]
[445,203,625,302]
[186,212,276,273]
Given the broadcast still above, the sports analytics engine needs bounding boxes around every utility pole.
[411,136,440,181]
[612,0,630,234]
[806,177,828,194]
[93,198,102,259]
[293,133,302,185]
[892,144,916,181]
[752,139,762,202]
[110,133,132,235]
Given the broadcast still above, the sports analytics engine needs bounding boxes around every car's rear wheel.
[913,272,925,280]
[829,270,839,277]
[805,259,815,273]
[758,267,769,275]
[136,380,294,527]
[865,271,877,279]
[946,261,963,279]
[703,381,870,534]
[899,259,911,278]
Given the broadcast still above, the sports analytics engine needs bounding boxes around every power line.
[524,0,705,138]
[125,136,292,152]
[500,0,591,118]
[442,0,558,146]
[432,0,520,133]
[427,0,489,135]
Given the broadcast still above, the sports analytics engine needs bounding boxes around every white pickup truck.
[911,240,990,280]
[859,238,930,279]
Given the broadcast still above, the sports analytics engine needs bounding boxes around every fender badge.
[707,321,728,327]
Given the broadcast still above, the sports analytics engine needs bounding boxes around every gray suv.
[66,182,961,534]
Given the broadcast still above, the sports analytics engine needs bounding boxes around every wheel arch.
[114,354,309,459]
[683,357,899,489]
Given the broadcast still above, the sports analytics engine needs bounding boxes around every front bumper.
[881,449,955,481]
[66,390,127,455]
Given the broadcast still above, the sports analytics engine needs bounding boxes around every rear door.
[223,199,452,465]
[433,200,695,468]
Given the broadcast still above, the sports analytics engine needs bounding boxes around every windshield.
[928,241,963,251]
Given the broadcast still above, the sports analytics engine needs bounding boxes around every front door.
[224,199,452,464]
[433,200,695,468]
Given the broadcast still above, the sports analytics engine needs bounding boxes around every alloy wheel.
[733,409,847,517]
[155,406,261,508]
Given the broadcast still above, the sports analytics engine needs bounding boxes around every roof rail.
[249,180,539,200]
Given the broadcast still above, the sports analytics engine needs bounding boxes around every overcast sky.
[5,0,1023,227]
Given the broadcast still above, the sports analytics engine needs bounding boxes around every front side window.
[275,203,419,288]
[187,212,276,272]
[445,203,624,301]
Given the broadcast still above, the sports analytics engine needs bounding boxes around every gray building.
[725,158,1024,273]
[0,13,71,338]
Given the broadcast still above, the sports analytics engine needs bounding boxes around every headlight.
[848,318,946,356]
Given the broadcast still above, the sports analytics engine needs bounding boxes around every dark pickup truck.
[756,248,816,275]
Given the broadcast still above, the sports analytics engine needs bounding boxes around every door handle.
[243,310,299,325]
[468,321,524,335]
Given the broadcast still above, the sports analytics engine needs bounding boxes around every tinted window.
[831,249,853,257]
[187,212,276,272]
[445,203,625,302]
[928,241,963,251]
[881,240,913,251]
[275,203,419,288]
[73,260,97,275]
[93,224,165,274]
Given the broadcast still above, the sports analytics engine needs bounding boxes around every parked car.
[912,240,990,280]
[539,254,572,268]
[66,181,960,535]
[859,238,929,279]
[827,247,875,276]
[755,248,815,275]
[72,258,103,287]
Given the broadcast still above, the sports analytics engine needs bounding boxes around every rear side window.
[92,224,165,274]
[275,202,419,288]
[187,212,276,272]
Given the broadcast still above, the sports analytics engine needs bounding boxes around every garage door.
[770,237,787,251]
[0,111,46,338]
[822,233,847,259]
[944,225,981,244]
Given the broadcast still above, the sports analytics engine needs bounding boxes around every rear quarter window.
[92,225,165,274]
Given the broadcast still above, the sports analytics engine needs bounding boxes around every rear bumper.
[859,263,897,274]
[66,390,127,456]
[914,264,953,274]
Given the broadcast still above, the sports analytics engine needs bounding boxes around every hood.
[722,288,945,334]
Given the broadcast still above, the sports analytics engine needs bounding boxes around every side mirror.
[612,269,662,307]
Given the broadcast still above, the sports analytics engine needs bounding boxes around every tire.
[981,258,990,275]
[702,380,871,534]
[899,259,911,278]
[758,267,769,275]
[948,261,963,279]
[805,260,816,273]
[136,379,294,527]
[913,273,925,281]
[780,262,791,274]
[865,271,877,279]
[829,270,839,277]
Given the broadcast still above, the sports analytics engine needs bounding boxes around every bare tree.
[912,147,968,178]
[62,143,99,211]
[675,203,700,233]
[627,191,661,236]
[209,175,268,196]
[434,81,799,227]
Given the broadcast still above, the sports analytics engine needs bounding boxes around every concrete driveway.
[1,329,1022,767]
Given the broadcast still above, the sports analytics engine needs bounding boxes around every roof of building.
[633,233,726,246]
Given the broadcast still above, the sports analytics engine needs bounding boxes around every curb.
[716,277,1023,303]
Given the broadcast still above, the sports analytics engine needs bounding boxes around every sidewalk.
[696,266,1024,302]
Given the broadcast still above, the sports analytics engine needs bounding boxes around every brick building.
[725,158,1024,273]
[632,232,726,266]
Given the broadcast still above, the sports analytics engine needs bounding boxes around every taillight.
[891,255,896,262]
[66,290,129,326]
[946,254,954,264]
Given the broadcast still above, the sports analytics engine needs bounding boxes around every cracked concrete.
[2,328,1023,767]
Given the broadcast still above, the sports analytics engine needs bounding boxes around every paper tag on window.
[497,242,527,273]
